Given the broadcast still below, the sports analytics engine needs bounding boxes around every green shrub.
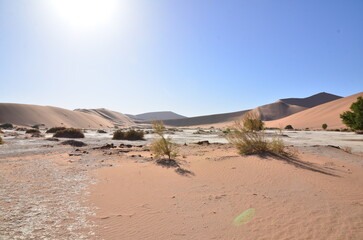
[53,128,85,138]
[0,123,13,129]
[46,127,66,133]
[150,121,178,160]
[112,129,144,140]
[285,125,294,130]
[25,129,40,134]
[322,123,328,130]
[227,113,292,156]
[340,96,363,131]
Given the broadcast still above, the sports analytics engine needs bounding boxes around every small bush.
[322,123,328,130]
[25,129,40,134]
[242,112,264,131]
[285,125,294,130]
[53,128,85,138]
[61,140,87,147]
[0,123,13,129]
[31,125,40,129]
[150,121,178,160]
[112,129,144,140]
[227,112,291,156]
[97,129,107,133]
[0,136,3,144]
[46,127,66,133]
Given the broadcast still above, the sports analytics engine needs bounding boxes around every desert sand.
[1,129,362,239]
[266,92,363,129]
[0,103,114,129]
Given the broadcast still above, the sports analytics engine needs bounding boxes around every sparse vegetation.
[46,127,66,133]
[150,121,178,160]
[227,111,292,156]
[31,125,40,129]
[61,140,87,147]
[242,112,264,131]
[340,96,363,132]
[322,123,328,130]
[97,129,107,133]
[0,123,13,129]
[285,125,294,130]
[112,129,144,140]
[25,129,40,134]
[53,128,85,138]
[0,136,3,144]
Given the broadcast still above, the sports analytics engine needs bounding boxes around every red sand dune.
[265,92,363,129]
[0,103,114,128]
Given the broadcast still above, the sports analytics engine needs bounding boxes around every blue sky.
[0,0,362,117]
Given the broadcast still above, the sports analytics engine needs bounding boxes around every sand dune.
[163,110,250,127]
[279,92,342,108]
[164,92,340,127]
[0,103,113,128]
[130,111,187,121]
[74,108,135,127]
[252,101,307,121]
[266,92,363,129]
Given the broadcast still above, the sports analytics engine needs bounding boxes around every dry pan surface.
[0,130,362,239]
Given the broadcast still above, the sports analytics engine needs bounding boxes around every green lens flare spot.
[233,208,256,226]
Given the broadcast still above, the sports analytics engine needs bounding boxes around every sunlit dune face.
[49,0,118,30]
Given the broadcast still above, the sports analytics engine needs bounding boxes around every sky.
[0,0,362,117]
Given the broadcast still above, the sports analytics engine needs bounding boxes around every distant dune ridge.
[0,92,357,129]
[163,92,342,127]
[0,103,113,128]
[129,111,187,121]
[74,108,135,127]
[265,92,363,129]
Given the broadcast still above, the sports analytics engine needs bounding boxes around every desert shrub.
[31,125,40,129]
[0,123,13,129]
[53,128,85,138]
[61,140,87,147]
[46,127,66,133]
[0,136,3,144]
[227,112,291,156]
[242,112,264,131]
[25,129,40,134]
[150,121,178,160]
[112,129,144,140]
[285,125,294,130]
[340,96,363,132]
[97,129,107,133]
[322,123,328,130]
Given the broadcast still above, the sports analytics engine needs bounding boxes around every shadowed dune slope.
[74,108,135,127]
[130,111,187,121]
[265,92,363,129]
[252,101,307,121]
[0,103,113,128]
[163,110,250,127]
[280,92,342,108]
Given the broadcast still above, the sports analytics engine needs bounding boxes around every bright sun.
[49,0,118,30]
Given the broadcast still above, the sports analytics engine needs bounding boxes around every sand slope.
[0,103,113,128]
[266,92,363,129]
[164,92,340,127]
[130,111,187,121]
[163,110,250,127]
[280,92,342,108]
[74,108,135,127]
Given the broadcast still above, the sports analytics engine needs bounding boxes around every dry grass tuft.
[227,111,294,157]
[150,121,178,160]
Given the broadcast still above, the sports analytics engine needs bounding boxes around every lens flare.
[232,208,256,226]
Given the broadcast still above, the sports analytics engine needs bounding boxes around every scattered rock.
[131,155,142,158]
[196,140,210,145]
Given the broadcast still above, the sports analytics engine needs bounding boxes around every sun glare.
[49,0,118,30]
